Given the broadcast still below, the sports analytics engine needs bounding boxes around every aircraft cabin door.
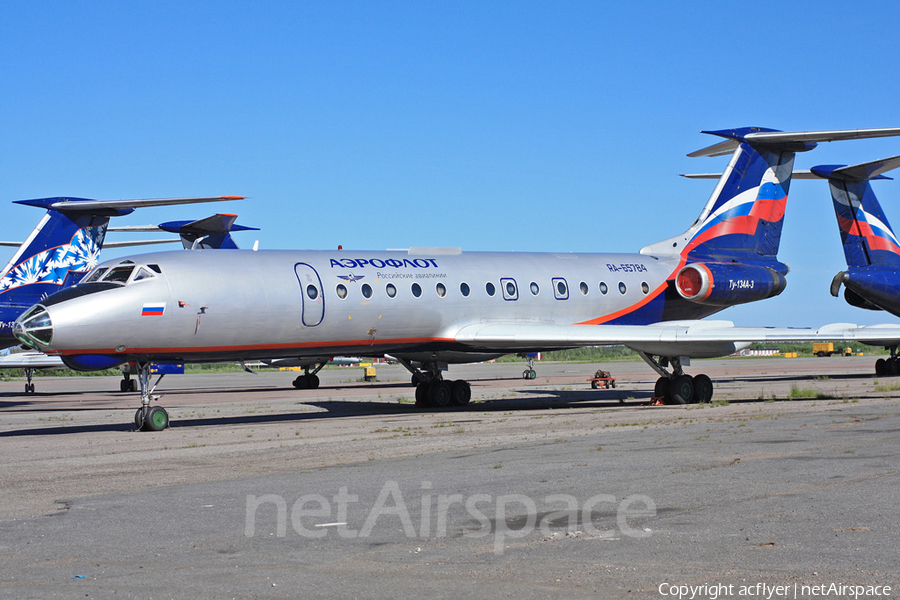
[294,263,324,326]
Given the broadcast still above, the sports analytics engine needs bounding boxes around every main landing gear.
[875,346,900,376]
[637,351,714,405]
[120,372,138,392]
[132,361,169,432]
[397,358,472,408]
[292,363,326,389]
[520,354,537,380]
[23,368,35,394]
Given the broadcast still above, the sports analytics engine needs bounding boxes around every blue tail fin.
[811,156,900,268]
[641,127,804,268]
[642,127,900,269]
[0,198,114,310]
[0,195,244,345]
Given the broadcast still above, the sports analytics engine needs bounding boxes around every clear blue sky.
[2,1,900,327]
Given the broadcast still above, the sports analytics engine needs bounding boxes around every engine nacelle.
[62,354,124,372]
[675,262,786,306]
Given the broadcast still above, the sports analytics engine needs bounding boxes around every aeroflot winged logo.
[330,257,440,269]
[337,274,365,283]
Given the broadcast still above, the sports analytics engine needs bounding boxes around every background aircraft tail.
[641,127,900,307]
[0,198,114,309]
[159,213,260,249]
[0,196,243,344]
[811,156,900,269]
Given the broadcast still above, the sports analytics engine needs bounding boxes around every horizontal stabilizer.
[688,127,900,157]
[14,196,245,212]
[680,170,821,180]
[102,239,180,249]
[159,213,260,235]
[810,155,900,182]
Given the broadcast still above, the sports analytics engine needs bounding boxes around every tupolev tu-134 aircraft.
[15,127,900,431]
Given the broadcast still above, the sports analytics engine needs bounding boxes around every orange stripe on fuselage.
[52,336,458,356]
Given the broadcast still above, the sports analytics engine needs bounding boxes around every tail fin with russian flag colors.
[811,155,900,269]
[643,127,900,264]
[805,155,900,318]
[640,127,900,309]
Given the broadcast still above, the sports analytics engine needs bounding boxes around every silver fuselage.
[25,248,705,363]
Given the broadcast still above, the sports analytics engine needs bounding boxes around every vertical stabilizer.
[812,156,900,268]
[642,127,900,268]
[0,199,112,306]
[641,127,802,266]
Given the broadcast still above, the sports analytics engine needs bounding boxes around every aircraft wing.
[453,320,900,357]
[0,351,65,369]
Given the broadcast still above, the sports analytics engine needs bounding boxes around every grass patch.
[789,385,835,400]
[874,383,900,392]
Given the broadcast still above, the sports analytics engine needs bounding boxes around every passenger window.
[386,283,397,298]
[641,282,650,294]
[336,284,348,299]
[553,277,569,300]
[412,283,422,298]
[580,281,589,295]
[530,282,539,295]
[361,283,373,299]
[460,282,470,297]
[500,278,518,301]
[486,282,496,297]
[436,283,446,297]
[618,282,627,295]
[599,282,608,295]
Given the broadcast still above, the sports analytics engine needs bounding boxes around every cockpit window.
[132,267,155,282]
[102,265,136,283]
[148,264,162,273]
[83,268,108,283]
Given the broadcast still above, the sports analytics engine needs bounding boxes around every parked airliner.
[15,127,900,431]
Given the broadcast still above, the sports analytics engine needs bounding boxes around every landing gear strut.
[396,358,472,408]
[120,372,138,392]
[132,361,169,432]
[638,352,713,404]
[23,368,35,394]
[292,363,326,389]
[875,346,900,376]
[519,353,537,379]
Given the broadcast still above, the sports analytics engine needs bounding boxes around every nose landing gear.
[132,362,169,431]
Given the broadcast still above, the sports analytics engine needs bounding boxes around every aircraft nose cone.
[14,305,53,348]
